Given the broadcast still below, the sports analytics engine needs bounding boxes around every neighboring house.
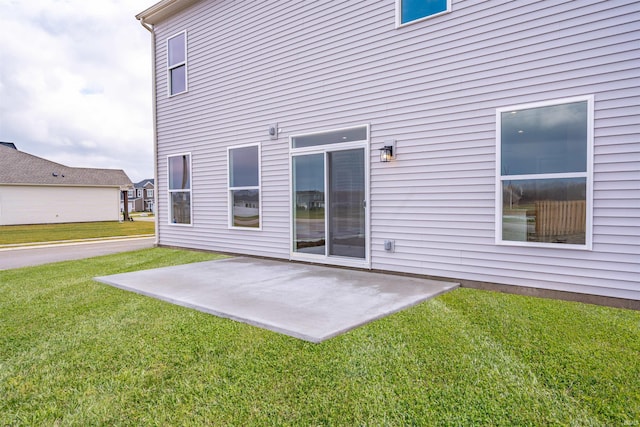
[0,144,132,225]
[136,1,639,304]
[122,179,155,213]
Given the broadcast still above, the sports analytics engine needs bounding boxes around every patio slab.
[95,257,458,343]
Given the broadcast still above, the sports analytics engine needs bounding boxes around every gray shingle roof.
[0,145,132,188]
[134,178,154,188]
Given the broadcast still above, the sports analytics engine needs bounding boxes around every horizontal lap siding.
[372,2,640,298]
[370,0,640,298]
[152,0,640,299]
[0,186,120,225]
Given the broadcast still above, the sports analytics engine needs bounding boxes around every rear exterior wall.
[151,0,640,300]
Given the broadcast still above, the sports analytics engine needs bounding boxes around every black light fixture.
[379,140,396,162]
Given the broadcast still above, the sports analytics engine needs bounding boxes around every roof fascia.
[136,0,201,25]
[1,183,129,189]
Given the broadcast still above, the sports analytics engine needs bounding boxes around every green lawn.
[0,221,155,245]
[1,248,639,425]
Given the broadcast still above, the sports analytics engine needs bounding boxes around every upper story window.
[146,189,154,198]
[228,144,261,229]
[167,31,187,96]
[396,0,451,27]
[137,189,143,198]
[496,96,593,249]
[168,153,192,225]
[127,189,134,198]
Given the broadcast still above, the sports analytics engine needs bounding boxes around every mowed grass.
[0,221,155,245]
[1,248,639,425]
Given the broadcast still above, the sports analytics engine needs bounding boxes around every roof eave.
[0,182,132,189]
[136,0,201,25]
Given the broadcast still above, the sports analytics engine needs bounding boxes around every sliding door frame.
[289,124,371,269]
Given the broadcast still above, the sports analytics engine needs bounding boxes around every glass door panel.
[293,154,325,254]
[328,149,365,258]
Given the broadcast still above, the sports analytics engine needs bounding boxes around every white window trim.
[167,30,188,97]
[495,95,594,250]
[227,143,262,231]
[167,152,193,227]
[395,0,452,28]
[289,124,371,269]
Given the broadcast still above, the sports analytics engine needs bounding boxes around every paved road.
[0,237,156,270]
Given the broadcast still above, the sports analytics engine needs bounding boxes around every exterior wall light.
[379,140,396,162]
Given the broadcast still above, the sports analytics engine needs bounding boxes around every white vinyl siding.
[151,0,640,300]
[0,185,121,225]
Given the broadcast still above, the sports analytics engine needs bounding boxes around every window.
[168,153,192,225]
[167,31,187,96]
[291,126,367,149]
[137,189,143,198]
[228,144,260,229]
[496,96,593,248]
[396,0,451,27]
[147,189,154,198]
[127,189,134,198]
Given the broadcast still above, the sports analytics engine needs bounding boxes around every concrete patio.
[95,257,458,343]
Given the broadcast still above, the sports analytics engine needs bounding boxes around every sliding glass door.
[293,154,326,255]
[292,144,367,263]
[328,149,365,258]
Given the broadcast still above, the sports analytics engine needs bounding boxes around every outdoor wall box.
[269,123,278,140]
[384,240,395,252]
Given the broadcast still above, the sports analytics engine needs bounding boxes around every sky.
[0,0,158,183]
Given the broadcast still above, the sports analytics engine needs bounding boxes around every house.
[122,179,155,213]
[136,0,640,305]
[0,144,132,225]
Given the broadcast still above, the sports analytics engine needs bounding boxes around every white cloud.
[0,0,157,182]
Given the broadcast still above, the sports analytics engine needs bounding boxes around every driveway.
[0,237,155,270]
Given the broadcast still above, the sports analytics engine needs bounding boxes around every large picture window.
[228,144,260,229]
[496,96,593,248]
[167,31,187,96]
[168,153,192,225]
[396,0,451,27]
